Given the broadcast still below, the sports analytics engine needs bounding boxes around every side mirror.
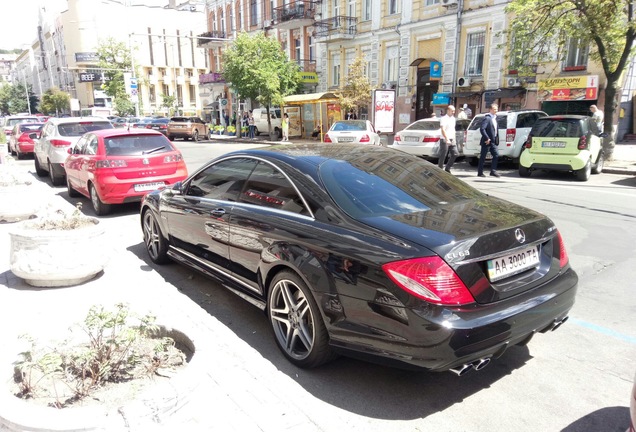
[376,130,382,135]
[171,181,184,195]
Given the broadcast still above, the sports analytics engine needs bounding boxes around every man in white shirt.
[590,105,604,132]
[439,105,457,173]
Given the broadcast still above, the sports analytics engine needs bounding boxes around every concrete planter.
[0,185,44,223]
[0,327,199,431]
[9,216,108,287]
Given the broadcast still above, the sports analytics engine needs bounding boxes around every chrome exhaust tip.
[449,363,474,376]
[474,357,491,371]
[551,316,569,332]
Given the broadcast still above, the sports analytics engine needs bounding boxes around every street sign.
[220,98,228,107]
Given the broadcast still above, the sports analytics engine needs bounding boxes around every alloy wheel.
[143,211,167,263]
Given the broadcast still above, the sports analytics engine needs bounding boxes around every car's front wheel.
[142,209,169,264]
[34,156,46,177]
[468,157,478,167]
[66,177,80,197]
[193,129,199,142]
[576,160,592,181]
[268,271,336,368]
[48,161,64,186]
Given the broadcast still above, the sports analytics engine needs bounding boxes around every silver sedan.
[323,120,381,145]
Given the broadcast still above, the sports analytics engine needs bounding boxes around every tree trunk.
[602,76,620,161]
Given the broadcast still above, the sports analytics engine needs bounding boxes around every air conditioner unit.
[507,77,523,87]
[457,76,471,87]
[442,0,459,6]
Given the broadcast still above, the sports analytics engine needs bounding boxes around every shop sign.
[538,75,598,101]
[299,72,318,84]
[432,93,450,105]
[75,52,99,62]
[430,61,442,79]
[373,89,395,134]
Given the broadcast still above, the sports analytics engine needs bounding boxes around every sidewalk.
[0,156,320,430]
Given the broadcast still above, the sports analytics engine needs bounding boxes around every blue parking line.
[570,317,636,345]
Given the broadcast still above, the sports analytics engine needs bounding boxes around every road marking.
[570,317,636,344]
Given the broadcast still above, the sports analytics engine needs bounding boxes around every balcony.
[197,31,229,48]
[296,59,316,73]
[314,16,357,42]
[271,1,318,30]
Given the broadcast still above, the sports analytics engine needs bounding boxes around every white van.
[252,108,282,137]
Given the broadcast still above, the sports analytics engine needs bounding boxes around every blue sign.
[432,93,450,105]
[430,61,442,79]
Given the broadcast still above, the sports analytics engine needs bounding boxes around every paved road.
[3,145,636,432]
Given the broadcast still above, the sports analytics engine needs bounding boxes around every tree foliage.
[40,87,70,116]
[222,32,301,136]
[338,56,375,114]
[0,82,38,115]
[506,0,636,157]
[97,37,136,116]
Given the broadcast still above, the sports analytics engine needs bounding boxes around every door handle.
[210,208,226,217]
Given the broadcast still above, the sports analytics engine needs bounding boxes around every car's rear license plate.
[541,141,566,148]
[339,137,354,142]
[134,182,166,192]
[405,136,420,142]
[487,245,540,282]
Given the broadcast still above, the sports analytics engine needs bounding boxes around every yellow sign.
[299,72,318,84]
[538,75,598,90]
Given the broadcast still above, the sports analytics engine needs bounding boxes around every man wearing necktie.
[478,103,501,177]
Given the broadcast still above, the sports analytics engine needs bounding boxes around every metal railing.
[196,31,228,47]
[296,59,316,73]
[314,16,357,38]
[272,1,317,24]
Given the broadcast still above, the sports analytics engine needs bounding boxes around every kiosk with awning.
[283,92,340,141]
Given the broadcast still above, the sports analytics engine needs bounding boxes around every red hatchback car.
[65,129,188,215]
[8,123,45,159]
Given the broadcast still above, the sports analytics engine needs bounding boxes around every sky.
[0,0,67,51]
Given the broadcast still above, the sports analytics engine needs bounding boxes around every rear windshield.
[58,121,113,137]
[405,120,440,131]
[105,135,175,156]
[7,118,38,127]
[320,156,482,218]
[531,119,583,137]
[19,124,43,133]
[331,121,366,131]
[170,117,191,123]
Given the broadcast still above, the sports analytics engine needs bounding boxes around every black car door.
[163,157,258,271]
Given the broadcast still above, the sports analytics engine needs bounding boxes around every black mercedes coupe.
[140,144,577,375]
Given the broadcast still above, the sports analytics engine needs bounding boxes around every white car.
[390,118,470,160]
[34,117,113,185]
[323,120,381,145]
[463,110,548,166]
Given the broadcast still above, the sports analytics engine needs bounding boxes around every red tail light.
[324,133,332,143]
[525,134,533,148]
[96,159,127,168]
[557,231,569,268]
[360,134,370,143]
[423,137,440,143]
[506,128,516,145]
[577,135,588,150]
[145,125,152,129]
[382,257,475,306]
[51,139,72,147]
[159,125,167,130]
[394,133,402,142]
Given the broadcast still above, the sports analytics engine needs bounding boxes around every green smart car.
[519,115,604,181]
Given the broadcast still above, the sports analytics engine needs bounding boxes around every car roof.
[47,116,111,124]
[89,128,165,138]
[542,115,589,120]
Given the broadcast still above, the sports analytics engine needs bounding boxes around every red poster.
[551,89,571,100]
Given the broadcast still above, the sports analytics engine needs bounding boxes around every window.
[240,162,309,215]
[250,0,258,26]
[388,0,399,14]
[221,10,225,33]
[177,85,183,105]
[295,38,301,61]
[331,52,340,87]
[386,45,399,83]
[426,0,440,5]
[229,7,235,31]
[188,158,257,200]
[362,0,371,20]
[308,36,315,61]
[237,1,242,30]
[465,31,485,76]
[149,85,156,103]
[189,84,196,104]
[162,84,170,97]
[563,38,588,70]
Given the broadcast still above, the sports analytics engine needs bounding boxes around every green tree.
[97,37,136,116]
[338,55,375,116]
[506,0,636,159]
[222,32,301,138]
[40,87,71,116]
[160,94,177,116]
[0,82,37,114]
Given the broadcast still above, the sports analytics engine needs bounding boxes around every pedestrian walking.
[478,103,500,177]
[346,109,357,120]
[457,107,468,120]
[439,105,458,173]
[281,113,289,141]
[463,103,472,119]
[248,111,255,139]
[590,104,604,132]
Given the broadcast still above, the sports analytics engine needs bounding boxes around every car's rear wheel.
[576,160,592,181]
[34,157,46,177]
[468,157,478,167]
[519,165,531,177]
[254,127,260,136]
[66,177,80,197]
[592,152,604,174]
[48,161,64,186]
[142,209,170,264]
[90,183,111,216]
[168,135,175,141]
[193,129,199,142]
[267,271,336,368]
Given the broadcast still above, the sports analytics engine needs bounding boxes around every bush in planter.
[226,125,236,135]
[9,203,109,287]
[213,125,224,135]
